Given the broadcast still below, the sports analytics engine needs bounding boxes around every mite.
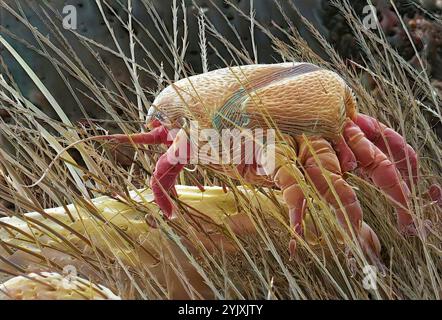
[36,63,442,259]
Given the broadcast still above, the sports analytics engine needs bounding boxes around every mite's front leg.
[91,122,187,219]
[93,122,172,146]
[151,129,190,219]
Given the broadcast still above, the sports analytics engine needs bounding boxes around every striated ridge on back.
[152,62,357,139]
[245,68,356,139]
[152,63,308,125]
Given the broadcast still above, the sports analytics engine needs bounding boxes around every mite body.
[151,62,355,138]
[91,62,439,261]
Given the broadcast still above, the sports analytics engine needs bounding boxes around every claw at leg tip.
[289,239,297,261]
[429,184,442,207]
[398,221,430,238]
[346,256,357,278]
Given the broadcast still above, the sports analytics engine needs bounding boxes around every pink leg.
[93,125,172,146]
[150,154,185,218]
[92,124,185,218]
[428,184,442,207]
[344,120,415,234]
[333,135,357,173]
[92,124,195,218]
[296,136,365,234]
[150,129,190,218]
[285,185,307,238]
[262,144,307,258]
[287,186,306,260]
[353,113,418,189]
[295,136,382,261]
[273,168,306,258]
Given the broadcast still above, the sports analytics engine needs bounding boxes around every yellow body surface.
[153,63,356,139]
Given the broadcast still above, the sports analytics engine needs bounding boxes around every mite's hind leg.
[295,136,381,260]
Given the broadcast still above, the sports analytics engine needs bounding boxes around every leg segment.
[262,143,307,258]
[295,136,382,260]
[296,136,364,236]
[93,125,172,146]
[150,129,190,218]
[344,120,415,233]
[272,148,307,237]
[428,184,442,207]
[353,113,418,189]
[150,154,184,218]
[92,124,183,218]
[333,135,357,173]
[359,222,382,260]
